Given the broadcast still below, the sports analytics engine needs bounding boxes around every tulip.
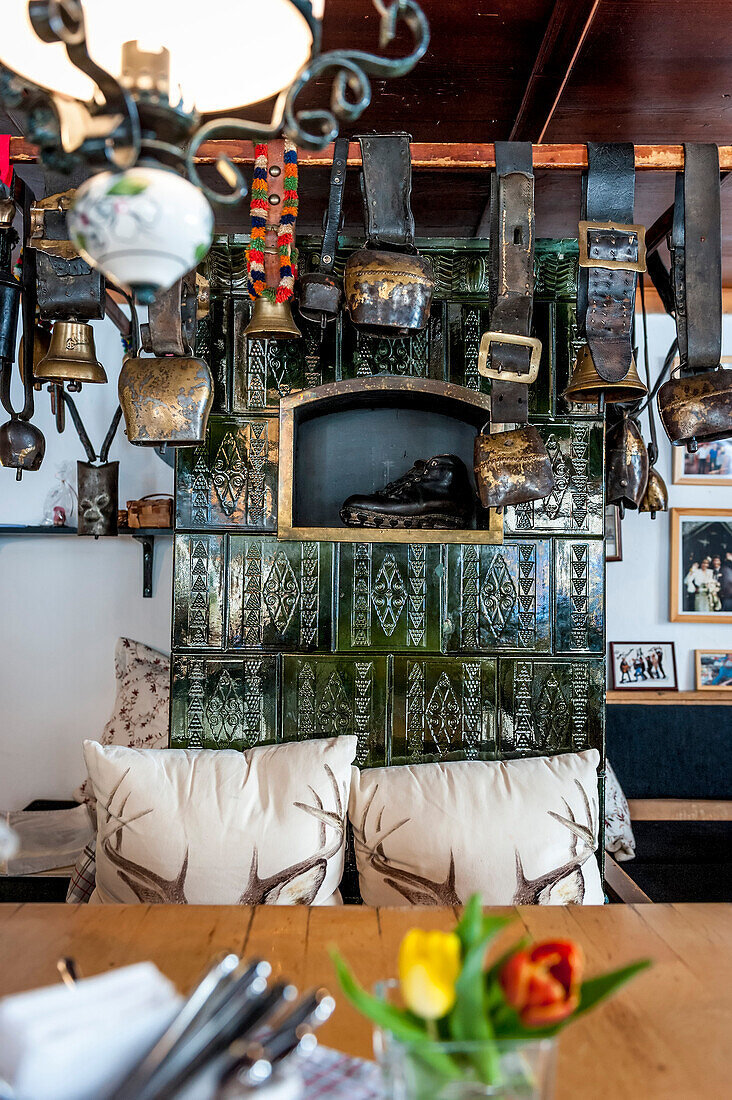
[500,940,583,1027]
[398,928,462,1020]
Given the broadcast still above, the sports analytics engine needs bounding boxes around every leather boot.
[340,454,474,529]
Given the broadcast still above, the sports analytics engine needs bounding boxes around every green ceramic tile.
[339,309,444,380]
[173,534,225,649]
[503,420,604,537]
[336,543,442,653]
[176,414,278,530]
[195,295,230,413]
[392,656,497,764]
[533,242,578,300]
[554,540,604,654]
[232,298,337,413]
[171,654,278,750]
[281,655,389,767]
[228,538,333,651]
[498,657,604,761]
[444,541,551,653]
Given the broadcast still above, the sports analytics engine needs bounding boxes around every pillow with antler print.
[83,737,356,905]
[349,750,605,907]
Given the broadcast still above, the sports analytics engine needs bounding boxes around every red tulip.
[500,940,583,1027]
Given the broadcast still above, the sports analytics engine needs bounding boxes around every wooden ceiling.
[6,0,732,274]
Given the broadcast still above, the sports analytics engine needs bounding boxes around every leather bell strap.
[319,136,349,273]
[145,274,196,356]
[488,141,536,424]
[577,142,641,383]
[356,133,416,251]
[672,143,722,373]
[263,139,286,288]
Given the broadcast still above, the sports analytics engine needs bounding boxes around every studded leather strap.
[577,143,640,383]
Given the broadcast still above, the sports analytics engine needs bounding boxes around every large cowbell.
[77,461,119,537]
[657,367,732,452]
[0,417,45,480]
[605,415,649,514]
[119,275,213,446]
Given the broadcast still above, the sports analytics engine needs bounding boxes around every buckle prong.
[478,331,541,384]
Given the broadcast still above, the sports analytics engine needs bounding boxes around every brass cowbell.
[639,466,669,519]
[243,296,302,340]
[0,416,46,480]
[564,343,648,406]
[35,320,107,388]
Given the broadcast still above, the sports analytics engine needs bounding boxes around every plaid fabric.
[66,840,96,903]
[300,1046,382,1098]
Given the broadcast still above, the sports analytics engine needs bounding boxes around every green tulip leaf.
[107,177,148,196]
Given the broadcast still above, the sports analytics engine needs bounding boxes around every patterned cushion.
[604,760,636,861]
[73,638,169,805]
[83,737,356,905]
[349,750,605,906]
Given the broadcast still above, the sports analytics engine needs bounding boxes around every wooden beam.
[510,0,600,142]
[628,799,732,821]
[9,136,732,172]
[607,689,732,705]
[604,855,652,904]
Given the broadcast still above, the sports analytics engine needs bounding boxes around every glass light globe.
[0,0,323,113]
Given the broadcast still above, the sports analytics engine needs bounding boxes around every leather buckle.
[578,220,647,273]
[478,331,541,384]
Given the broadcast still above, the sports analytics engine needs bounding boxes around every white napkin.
[0,962,182,1100]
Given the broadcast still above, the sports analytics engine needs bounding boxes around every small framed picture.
[605,505,622,563]
[609,642,678,692]
[670,508,732,623]
[695,650,732,690]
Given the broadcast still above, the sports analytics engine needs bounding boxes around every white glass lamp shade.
[68,167,214,301]
[0,0,322,113]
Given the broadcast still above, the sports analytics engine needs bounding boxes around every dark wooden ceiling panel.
[546,0,732,142]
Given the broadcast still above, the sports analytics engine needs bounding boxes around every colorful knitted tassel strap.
[247,141,298,303]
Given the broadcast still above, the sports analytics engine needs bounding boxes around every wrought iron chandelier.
[0,1,429,297]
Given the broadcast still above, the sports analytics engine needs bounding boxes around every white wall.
[606,312,732,690]
[0,316,172,809]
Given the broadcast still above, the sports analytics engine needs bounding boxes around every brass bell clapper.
[244,139,302,342]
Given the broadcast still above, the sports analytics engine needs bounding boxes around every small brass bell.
[0,417,46,480]
[119,354,214,446]
[35,320,107,388]
[639,466,669,519]
[243,297,302,340]
[564,343,648,406]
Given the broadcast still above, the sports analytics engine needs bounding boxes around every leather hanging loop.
[358,132,416,252]
[577,143,645,383]
[298,136,349,326]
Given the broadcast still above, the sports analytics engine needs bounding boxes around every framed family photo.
[609,642,678,691]
[670,508,732,623]
[672,438,732,486]
[695,650,732,690]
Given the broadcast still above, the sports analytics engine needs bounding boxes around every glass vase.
[373,982,556,1100]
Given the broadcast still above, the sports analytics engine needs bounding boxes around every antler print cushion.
[349,750,605,906]
[83,736,357,905]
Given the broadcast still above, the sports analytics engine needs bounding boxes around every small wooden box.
[126,496,173,529]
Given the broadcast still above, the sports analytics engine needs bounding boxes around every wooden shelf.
[0,525,172,598]
[9,137,732,171]
[606,690,732,705]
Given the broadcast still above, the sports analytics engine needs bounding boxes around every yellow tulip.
[398,928,462,1020]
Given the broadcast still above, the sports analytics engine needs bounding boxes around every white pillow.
[349,750,604,906]
[74,638,169,804]
[83,736,357,905]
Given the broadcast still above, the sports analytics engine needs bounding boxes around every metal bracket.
[131,531,155,598]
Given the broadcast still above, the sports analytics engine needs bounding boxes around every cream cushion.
[349,750,605,906]
[83,736,356,905]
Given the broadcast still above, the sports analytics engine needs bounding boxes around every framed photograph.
[610,642,678,692]
[695,650,732,690]
[605,505,622,563]
[670,508,732,623]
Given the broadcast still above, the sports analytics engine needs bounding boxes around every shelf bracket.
[131,532,155,598]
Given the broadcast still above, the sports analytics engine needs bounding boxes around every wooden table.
[0,903,729,1098]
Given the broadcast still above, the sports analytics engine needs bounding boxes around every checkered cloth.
[65,841,96,903]
[300,1046,382,1098]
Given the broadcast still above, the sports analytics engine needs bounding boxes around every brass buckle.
[578,220,647,273]
[478,331,541,384]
